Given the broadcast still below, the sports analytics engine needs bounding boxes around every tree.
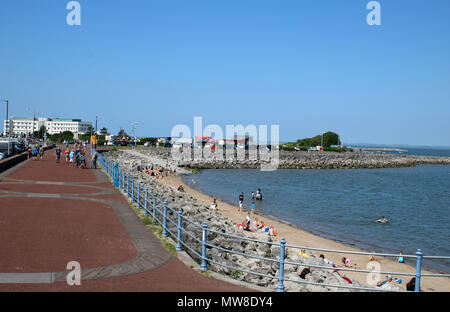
[80,134,91,142]
[140,137,158,145]
[61,131,74,142]
[118,128,129,139]
[322,131,340,147]
[86,125,95,136]
[97,135,106,146]
[282,131,342,150]
[37,125,47,139]
[100,127,108,135]
[49,133,60,142]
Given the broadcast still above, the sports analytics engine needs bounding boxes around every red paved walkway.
[0,149,250,292]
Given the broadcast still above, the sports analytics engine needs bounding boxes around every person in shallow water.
[256,188,262,200]
[376,216,389,223]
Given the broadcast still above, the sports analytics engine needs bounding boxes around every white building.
[3,117,92,136]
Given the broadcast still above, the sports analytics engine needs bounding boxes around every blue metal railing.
[94,149,450,292]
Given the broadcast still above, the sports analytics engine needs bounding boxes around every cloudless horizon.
[1,0,449,146]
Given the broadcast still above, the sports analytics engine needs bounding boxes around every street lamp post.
[131,122,139,148]
[94,115,98,149]
[1,99,10,156]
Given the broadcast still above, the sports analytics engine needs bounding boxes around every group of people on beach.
[137,163,176,179]
[239,212,277,236]
[238,189,262,213]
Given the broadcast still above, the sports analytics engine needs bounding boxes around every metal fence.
[94,150,450,292]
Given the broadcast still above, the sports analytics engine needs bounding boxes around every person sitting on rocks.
[268,225,277,236]
[319,254,331,265]
[341,257,351,267]
[242,220,253,232]
[177,185,185,192]
[252,218,259,231]
[406,277,418,291]
[377,275,393,287]
[257,221,265,231]
[210,198,218,210]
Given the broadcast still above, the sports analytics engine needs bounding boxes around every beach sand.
[156,173,450,292]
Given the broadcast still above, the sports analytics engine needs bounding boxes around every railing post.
[162,200,168,237]
[200,222,208,271]
[144,188,148,216]
[277,238,286,292]
[137,182,141,208]
[122,171,125,191]
[415,249,423,292]
[153,193,157,224]
[127,175,130,198]
[131,179,134,202]
[176,209,183,251]
[113,162,119,187]
[118,169,121,188]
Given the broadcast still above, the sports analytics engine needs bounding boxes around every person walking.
[55,147,61,163]
[38,145,45,161]
[69,149,74,163]
[65,148,70,163]
[92,151,98,169]
[32,146,38,161]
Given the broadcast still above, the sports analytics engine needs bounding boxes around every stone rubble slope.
[105,150,370,292]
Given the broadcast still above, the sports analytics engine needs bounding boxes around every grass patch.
[131,205,177,255]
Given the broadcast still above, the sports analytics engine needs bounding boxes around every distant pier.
[351,147,408,153]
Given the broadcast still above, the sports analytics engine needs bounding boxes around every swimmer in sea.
[376,216,389,224]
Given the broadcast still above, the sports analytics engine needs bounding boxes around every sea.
[181,147,450,273]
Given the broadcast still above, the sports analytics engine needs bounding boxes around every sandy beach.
[157,172,450,292]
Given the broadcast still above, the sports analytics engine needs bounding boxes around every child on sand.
[268,226,276,236]
[397,251,405,264]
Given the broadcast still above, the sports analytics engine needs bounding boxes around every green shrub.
[230,270,243,279]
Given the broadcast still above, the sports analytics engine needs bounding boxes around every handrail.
[282,275,404,292]
[283,259,417,277]
[206,227,282,247]
[285,243,418,259]
[204,242,280,264]
[94,150,450,292]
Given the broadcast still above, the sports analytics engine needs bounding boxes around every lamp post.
[1,99,10,156]
[94,115,98,149]
[131,122,139,147]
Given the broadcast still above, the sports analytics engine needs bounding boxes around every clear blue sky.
[1,0,449,146]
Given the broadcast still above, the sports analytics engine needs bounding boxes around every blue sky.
[1,0,449,146]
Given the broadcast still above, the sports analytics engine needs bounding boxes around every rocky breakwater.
[103,150,366,292]
[129,148,450,170]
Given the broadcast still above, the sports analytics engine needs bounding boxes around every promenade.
[0,149,249,292]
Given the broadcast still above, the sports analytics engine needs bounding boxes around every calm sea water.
[181,163,450,272]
